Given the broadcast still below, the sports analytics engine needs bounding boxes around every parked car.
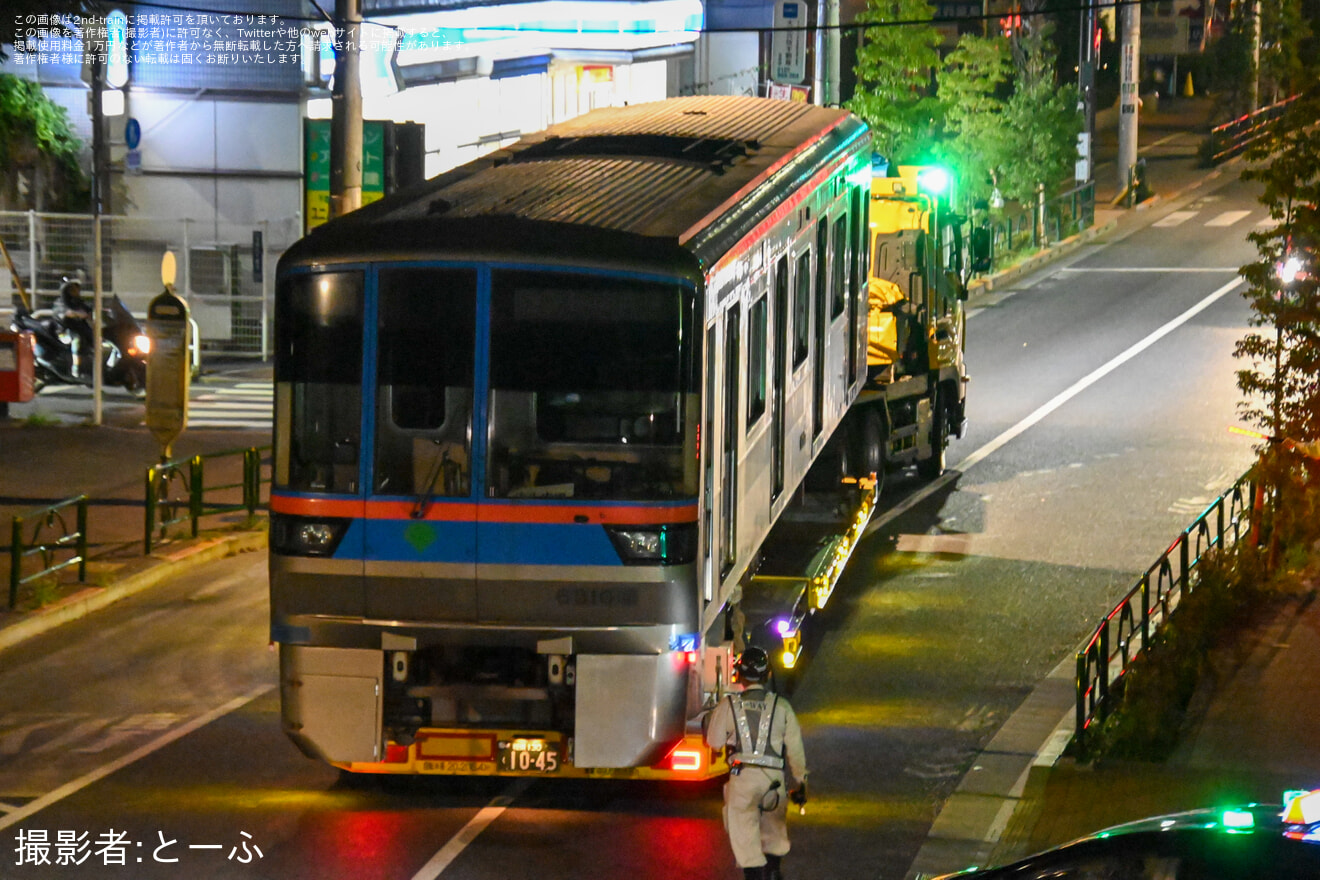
[930,791,1320,879]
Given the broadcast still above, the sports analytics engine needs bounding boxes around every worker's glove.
[789,781,808,807]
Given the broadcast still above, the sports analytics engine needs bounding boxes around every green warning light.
[1222,810,1255,829]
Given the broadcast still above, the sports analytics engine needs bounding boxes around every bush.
[1083,546,1262,761]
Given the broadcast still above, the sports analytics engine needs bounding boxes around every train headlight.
[605,522,697,565]
[271,513,350,557]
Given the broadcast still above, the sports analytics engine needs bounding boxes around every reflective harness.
[728,691,784,771]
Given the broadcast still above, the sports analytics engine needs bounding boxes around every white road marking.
[30,718,112,755]
[1152,210,1197,227]
[0,685,273,832]
[1205,210,1252,227]
[410,779,532,880]
[864,277,1246,539]
[1056,267,1239,273]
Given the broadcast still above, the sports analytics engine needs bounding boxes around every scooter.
[9,296,149,394]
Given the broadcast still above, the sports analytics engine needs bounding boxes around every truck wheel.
[917,390,947,480]
[855,409,886,495]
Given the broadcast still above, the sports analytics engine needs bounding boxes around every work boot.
[742,867,765,880]
[764,853,783,880]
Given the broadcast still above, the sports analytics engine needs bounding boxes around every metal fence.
[962,181,1096,278]
[1206,94,1301,166]
[145,446,271,554]
[0,211,300,357]
[8,495,89,609]
[1073,468,1260,757]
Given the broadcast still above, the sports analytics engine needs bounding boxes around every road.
[0,174,1264,880]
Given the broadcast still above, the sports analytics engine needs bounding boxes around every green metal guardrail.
[8,495,88,609]
[145,446,270,554]
[1074,468,1261,757]
[1205,95,1300,166]
[963,181,1096,277]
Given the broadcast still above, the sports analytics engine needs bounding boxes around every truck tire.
[854,409,886,496]
[917,389,947,480]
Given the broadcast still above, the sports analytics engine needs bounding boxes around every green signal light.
[1222,810,1255,829]
[917,167,950,195]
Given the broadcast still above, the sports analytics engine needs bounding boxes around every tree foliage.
[0,74,88,211]
[1237,89,1320,452]
[1259,0,1315,105]
[847,0,943,165]
[851,2,1081,205]
[937,34,1011,205]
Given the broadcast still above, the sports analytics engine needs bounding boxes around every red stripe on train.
[271,494,696,525]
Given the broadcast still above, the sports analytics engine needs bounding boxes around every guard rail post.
[1075,651,1089,758]
[189,455,204,539]
[9,517,20,609]
[76,499,87,583]
[1179,531,1191,596]
[1140,572,1151,656]
[244,447,260,517]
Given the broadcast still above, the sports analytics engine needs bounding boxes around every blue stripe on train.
[352,519,623,566]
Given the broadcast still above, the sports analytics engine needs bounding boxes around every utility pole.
[89,26,108,426]
[330,0,363,218]
[1078,0,1097,181]
[1117,0,1141,198]
[813,0,839,106]
[1250,0,1261,111]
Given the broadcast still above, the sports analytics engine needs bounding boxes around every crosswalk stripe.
[1153,210,1197,227]
[1206,210,1251,227]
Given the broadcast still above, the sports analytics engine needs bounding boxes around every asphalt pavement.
[4,96,1314,880]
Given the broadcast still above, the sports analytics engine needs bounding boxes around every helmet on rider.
[733,646,770,685]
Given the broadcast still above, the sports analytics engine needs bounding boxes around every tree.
[848,0,943,166]
[937,34,1012,205]
[1259,0,1315,105]
[1207,4,1257,119]
[1237,89,1320,448]
[1235,87,1320,557]
[0,74,87,211]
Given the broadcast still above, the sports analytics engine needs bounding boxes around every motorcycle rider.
[53,274,94,378]
[705,646,808,880]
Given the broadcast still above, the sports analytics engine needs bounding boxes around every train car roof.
[281,95,868,280]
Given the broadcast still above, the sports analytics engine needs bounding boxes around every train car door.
[363,266,479,622]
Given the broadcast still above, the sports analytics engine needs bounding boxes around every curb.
[904,157,1241,880]
[0,530,267,655]
[965,218,1119,304]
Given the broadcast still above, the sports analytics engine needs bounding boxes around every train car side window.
[747,295,767,430]
[772,256,789,501]
[792,250,810,368]
[831,214,847,319]
[373,267,477,497]
[273,271,364,494]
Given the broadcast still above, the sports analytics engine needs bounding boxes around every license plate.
[498,738,562,774]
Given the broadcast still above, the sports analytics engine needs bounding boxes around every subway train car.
[270,95,873,779]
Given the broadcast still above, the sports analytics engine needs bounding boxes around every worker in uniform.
[704,646,808,880]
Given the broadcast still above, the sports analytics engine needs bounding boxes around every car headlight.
[131,334,151,356]
[271,513,350,557]
[605,523,696,565]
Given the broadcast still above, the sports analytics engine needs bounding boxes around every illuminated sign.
[390,0,702,69]
[106,9,129,88]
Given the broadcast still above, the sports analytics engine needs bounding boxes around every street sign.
[125,117,141,150]
[772,2,807,85]
[145,253,191,459]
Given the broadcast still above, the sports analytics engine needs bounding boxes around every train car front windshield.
[274,266,699,505]
[487,270,699,502]
[273,270,364,496]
